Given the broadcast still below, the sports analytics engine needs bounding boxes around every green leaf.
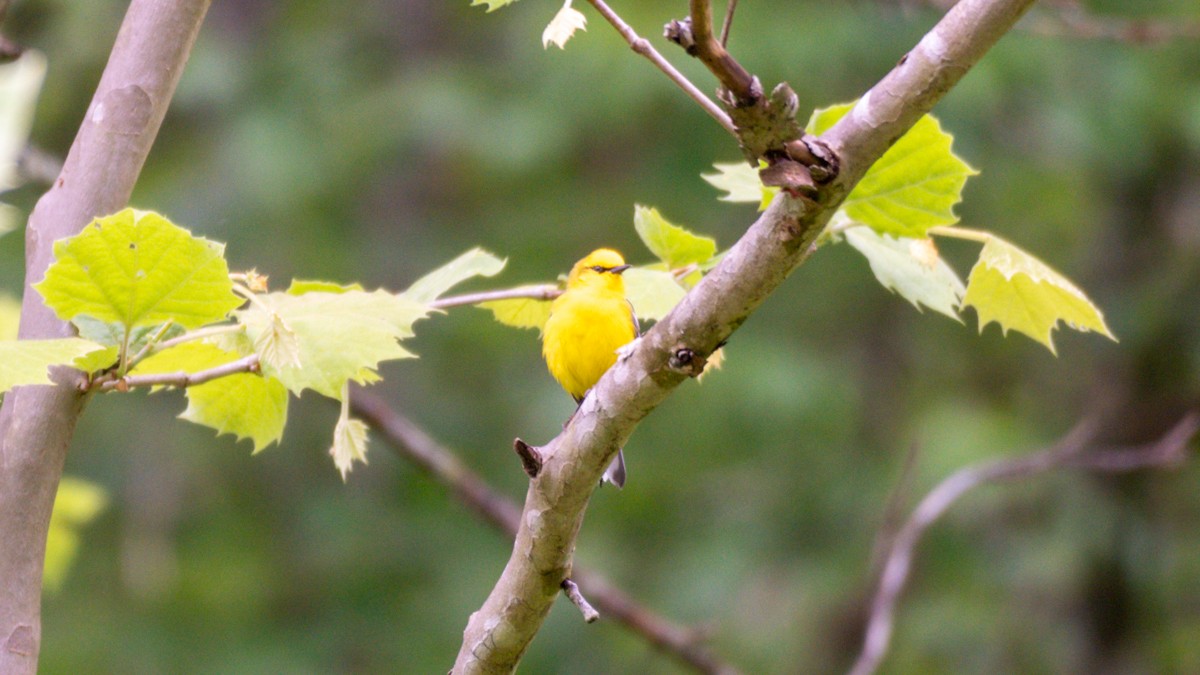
[807,103,977,238]
[0,203,19,238]
[634,205,718,269]
[701,161,775,211]
[235,290,430,398]
[72,315,187,352]
[1,50,47,192]
[132,343,288,451]
[480,290,553,331]
[44,477,108,592]
[0,293,20,340]
[72,346,120,373]
[470,0,519,11]
[287,279,364,295]
[845,226,965,321]
[624,267,687,323]
[330,403,370,481]
[34,209,243,331]
[542,4,587,49]
[401,248,506,304]
[0,338,110,392]
[962,235,1116,354]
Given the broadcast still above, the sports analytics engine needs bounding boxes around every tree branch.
[89,355,261,393]
[686,0,756,105]
[0,1,210,671]
[452,1,1037,672]
[430,284,560,310]
[583,0,737,137]
[850,414,1198,675]
[349,389,741,674]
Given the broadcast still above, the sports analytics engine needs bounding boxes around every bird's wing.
[627,299,640,338]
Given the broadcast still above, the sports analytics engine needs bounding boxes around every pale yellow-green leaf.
[0,202,20,238]
[542,4,587,49]
[471,0,519,11]
[401,247,506,304]
[634,205,718,269]
[963,235,1116,354]
[0,338,110,393]
[287,279,364,295]
[807,102,977,238]
[480,290,554,331]
[72,346,120,373]
[1,50,47,192]
[133,343,287,451]
[845,226,965,321]
[701,161,775,211]
[330,411,369,481]
[253,312,302,371]
[235,290,430,399]
[34,209,242,330]
[623,267,686,323]
[44,477,108,592]
[0,293,20,339]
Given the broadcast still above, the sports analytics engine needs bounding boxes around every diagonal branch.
[452,1,1038,672]
[349,389,741,674]
[850,414,1198,675]
[0,2,211,672]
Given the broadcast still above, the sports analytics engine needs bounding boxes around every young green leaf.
[0,203,19,238]
[44,477,108,592]
[471,0,519,11]
[845,227,965,321]
[0,338,110,393]
[0,293,20,339]
[287,279,364,295]
[623,267,687,323]
[132,342,288,451]
[330,391,369,480]
[34,209,242,330]
[235,290,430,399]
[401,248,506,305]
[543,3,587,49]
[807,103,977,239]
[1,50,47,192]
[634,205,717,269]
[962,235,1116,354]
[701,161,775,211]
[480,291,554,331]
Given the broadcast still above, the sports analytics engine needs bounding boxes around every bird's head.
[566,248,632,291]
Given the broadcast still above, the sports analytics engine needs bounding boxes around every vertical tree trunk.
[0,2,210,671]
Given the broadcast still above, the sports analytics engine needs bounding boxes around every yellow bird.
[542,248,638,487]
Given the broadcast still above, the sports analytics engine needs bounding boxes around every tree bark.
[0,1,209,671]
[452,0,1038,671]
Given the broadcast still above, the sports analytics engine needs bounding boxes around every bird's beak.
[611,264,632,275]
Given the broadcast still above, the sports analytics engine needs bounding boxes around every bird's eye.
[591,265,606,273]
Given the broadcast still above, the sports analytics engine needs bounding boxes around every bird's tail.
[602,449,626,489]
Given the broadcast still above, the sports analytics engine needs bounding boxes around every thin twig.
[583,0,736,137]
[561,579,600,623]
[850,414,1199,675]
[430,284,560,309]
[92,354,260,392]
[718,0,737,47]
[348,389,741,675]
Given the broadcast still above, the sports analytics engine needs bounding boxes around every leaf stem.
[927,225,993,244]
[154,324,244,353]
[430,285,561,309]
[124,320,176,371]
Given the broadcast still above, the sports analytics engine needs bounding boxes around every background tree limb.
[850,414,1198,675]
[0,1,209,671]
[350,389,742,675]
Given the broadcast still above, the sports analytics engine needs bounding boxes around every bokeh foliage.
[2,0,1200,672]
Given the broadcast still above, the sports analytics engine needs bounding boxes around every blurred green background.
[3,0,1200,672]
